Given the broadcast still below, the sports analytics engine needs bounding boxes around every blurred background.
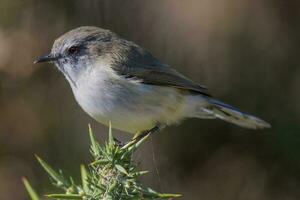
[0,0,300,199]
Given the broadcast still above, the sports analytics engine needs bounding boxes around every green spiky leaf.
[108,121,114,145]
[80,165,89,194]
[115,164,129,175]
[35,155,69,188]
[24,125,181,200]
[22,177,40,200]
[45,194,82,199]
[88,124,100,157]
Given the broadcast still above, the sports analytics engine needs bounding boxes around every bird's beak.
[34,54,59,64]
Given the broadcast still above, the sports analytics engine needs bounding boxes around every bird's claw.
[113,137,125,147]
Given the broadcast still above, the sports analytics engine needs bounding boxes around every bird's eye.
[68,46,79,55]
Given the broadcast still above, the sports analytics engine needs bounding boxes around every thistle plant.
[23,125,181,200]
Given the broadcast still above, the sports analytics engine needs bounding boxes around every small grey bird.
[35,26,270,137]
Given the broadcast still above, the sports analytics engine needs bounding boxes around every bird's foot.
[113,137,125,147]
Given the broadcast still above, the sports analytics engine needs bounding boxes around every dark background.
[0,0,300,199]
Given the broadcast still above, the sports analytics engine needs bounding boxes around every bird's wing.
[112,45,210,96]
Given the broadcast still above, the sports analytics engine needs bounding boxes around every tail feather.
[202,99,271,129]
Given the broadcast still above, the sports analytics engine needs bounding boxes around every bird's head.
[34,26,116,86]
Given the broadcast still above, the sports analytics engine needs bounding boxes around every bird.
[34,26,270,139]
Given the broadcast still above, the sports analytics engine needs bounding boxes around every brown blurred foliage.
[0,0,300,199]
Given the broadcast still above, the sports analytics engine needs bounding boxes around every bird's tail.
[200,98,271,129]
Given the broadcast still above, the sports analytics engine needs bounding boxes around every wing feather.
[111,41,210,96]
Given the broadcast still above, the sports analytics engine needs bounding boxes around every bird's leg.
[120,124,163,149]
[114,124,165,149]
[133,132,141,140]
[134,125,161,142]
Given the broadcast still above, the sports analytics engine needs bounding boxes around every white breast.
[70,62,188,134]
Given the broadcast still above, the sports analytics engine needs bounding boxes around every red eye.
[68,46,79,54]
